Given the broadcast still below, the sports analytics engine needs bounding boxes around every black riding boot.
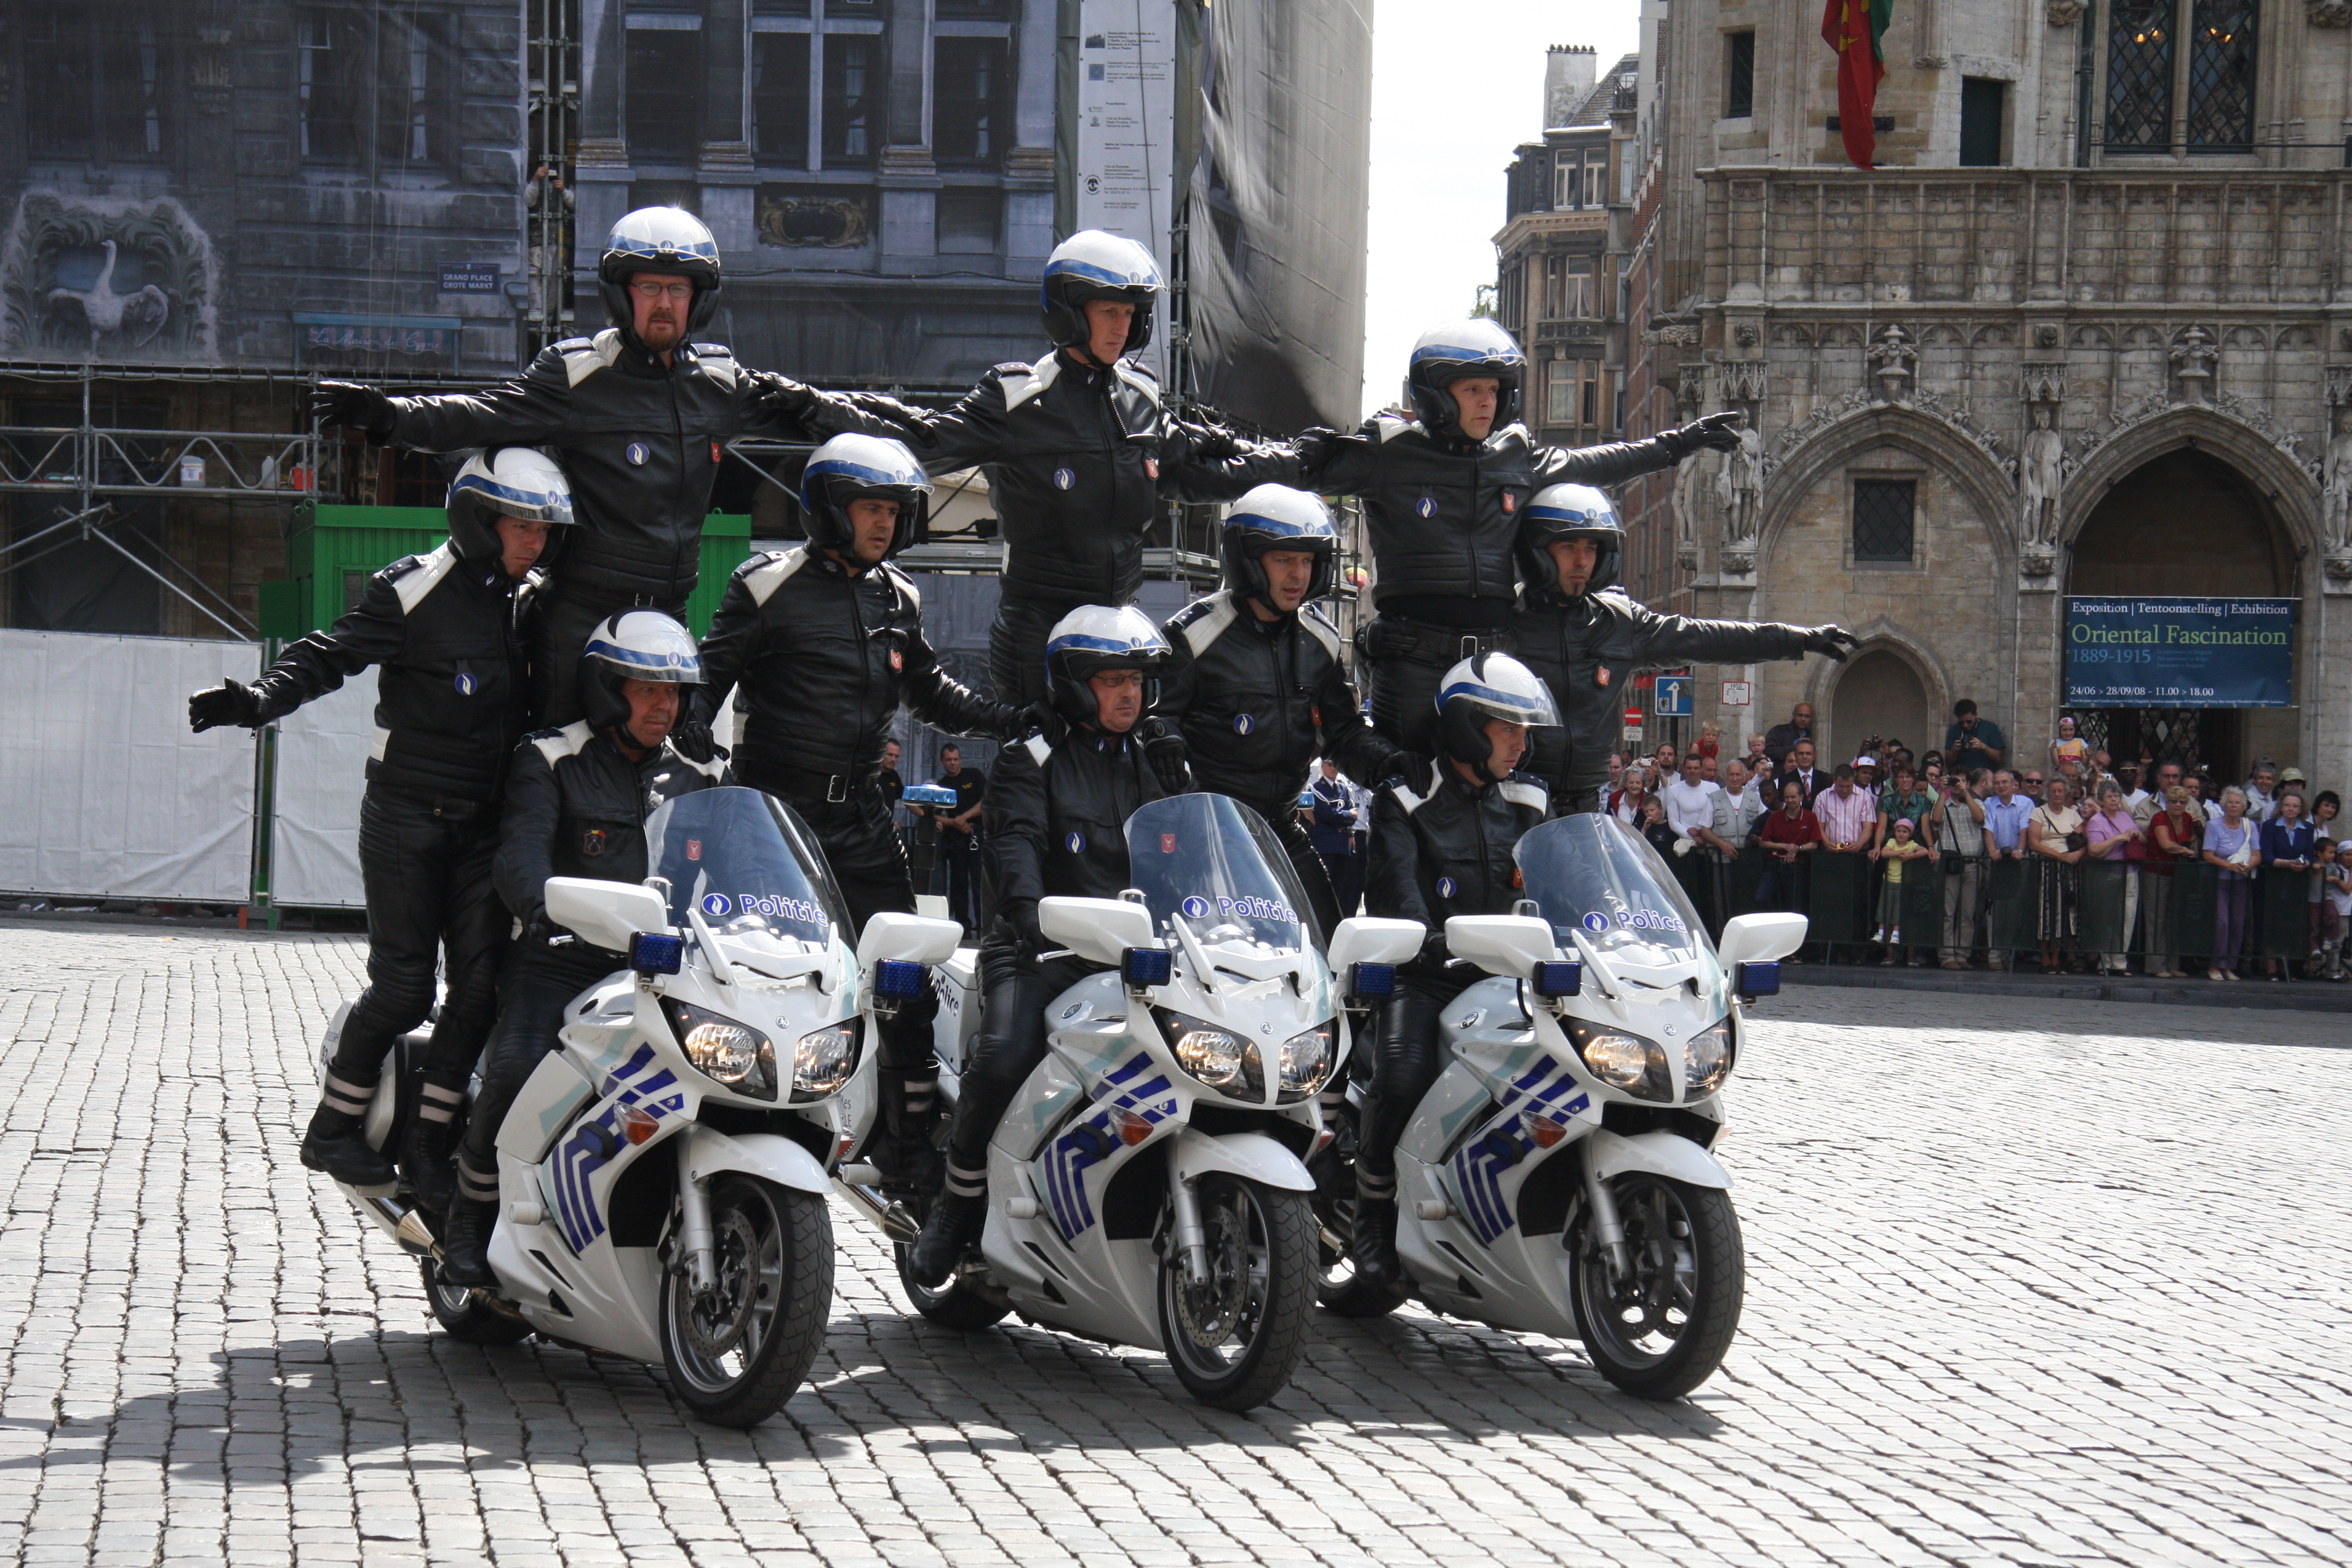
[437,1158,501,1289]
[1350,1166,1402,1290]
[909,1161,988,1287]
[874,1070,944,1195]
[399,1076,467,1219]
[299,1072,397,1186]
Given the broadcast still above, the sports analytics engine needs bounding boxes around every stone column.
[699,0,756,253]
[877,0,938,273]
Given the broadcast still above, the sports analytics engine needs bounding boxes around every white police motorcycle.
[319,786,958,1428]
[1312,812,1805,1400]
[840,793,1421,1411]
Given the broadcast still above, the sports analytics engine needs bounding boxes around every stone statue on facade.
[2324,403,2352,564]
[2020,403,2065,547]
[1718,417,1765,544]
[1867,324,1916,403]
[2170,325,2218,405]
[1671,441,1711,570]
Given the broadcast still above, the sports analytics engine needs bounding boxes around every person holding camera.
[1935,767,1992,968]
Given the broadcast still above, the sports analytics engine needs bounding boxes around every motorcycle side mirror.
[546,876,671,953]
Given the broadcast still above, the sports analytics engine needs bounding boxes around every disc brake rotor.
[1174,1195,1250,1347]
[681,1209,762,1358]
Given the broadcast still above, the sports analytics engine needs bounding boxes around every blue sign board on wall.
[2063,597,2295,708]
[1653,673,1693,717]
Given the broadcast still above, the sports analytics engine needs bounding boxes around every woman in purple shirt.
[2202,786,2261,981]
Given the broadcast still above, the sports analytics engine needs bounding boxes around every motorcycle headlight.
[1276,1022,1334,1103]
[1157,1009,1249,1089]
[664,1001,777,1101]
[1682,1019,1735,1097]
[791,1019,861,1102]
[1568,1021,1671,1102]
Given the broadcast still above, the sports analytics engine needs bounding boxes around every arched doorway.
[1829,648,1932,766]
[2068,448,2297,780]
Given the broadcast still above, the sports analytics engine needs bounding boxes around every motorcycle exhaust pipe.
[834,1178,922,1244]
[357,1191,437,1256]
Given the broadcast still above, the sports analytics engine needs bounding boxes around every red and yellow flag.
[1821,0,1893,169]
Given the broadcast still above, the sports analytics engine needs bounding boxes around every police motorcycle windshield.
[1515,813,1710,966]
[645,787,851,949]
[1123,793,1322,953]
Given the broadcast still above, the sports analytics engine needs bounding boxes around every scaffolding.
[524,0,582,355]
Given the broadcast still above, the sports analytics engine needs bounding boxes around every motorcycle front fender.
[1584,1127,1731,1190]
[1170,1128,1316,1194]
[677,1123,832,1197]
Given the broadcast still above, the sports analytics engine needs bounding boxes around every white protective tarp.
[270,667,376,909]
[0,629,261,902]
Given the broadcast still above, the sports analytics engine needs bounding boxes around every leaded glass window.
[2105,1,2174,151]
[1852,480,1915,565]
[2184,1,2256,150]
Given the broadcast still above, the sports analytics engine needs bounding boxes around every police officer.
[1299,319,1744,753]
[1348,654,1557,1297]
[688,434,1029,1190]
[312,207,831,727]
[439,610,726,1285]
[792,231,1304,702]
[1510,483,1856,813]
[907,607,1180,1285]
[187,448,569,1208]
[1158,485,1406,935]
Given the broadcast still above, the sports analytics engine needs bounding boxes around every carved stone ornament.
[1733,323,1759,348]
[1722,547,1757,576]
[1676,543,1700,571]
[1867,324,1917,403]
[1767,386,2016,483]
[1643,320,1700,346]
[2046,0,2085,23]
[2069,390,2323,485]
[2308,1,2352,27]
[2019,362,2066,406]
[1717,358,1768,404]
[2327,365,2352,408]
[2169,325,2218,405]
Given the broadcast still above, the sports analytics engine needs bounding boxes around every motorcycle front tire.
[658,1176,834,1428]
[1568,1174,1743,1400]
[1157,1175,1316,1413]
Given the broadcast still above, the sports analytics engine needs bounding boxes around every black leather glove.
[1138,717,1192,794]
[1419,930,1455,970]
[1003,898,1043,952]
[311,380,397,441]
[670,716,717,765]
[1292,425,1341,472]
[1658,410,1745,461]
[1800,625,1861,662]
[189,681,264,733]
[1386,750,1431,785]
[1176,419,1240,461]
[755,371,821,426]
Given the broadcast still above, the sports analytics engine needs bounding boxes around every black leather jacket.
[985,717,1176,927]
[250,544,532,805]
[1512,588,1814,799]
[693,546,1023,786]
[383,330,812,602]
[494,721,727,933]
[1159,592,1398,815]
[815,350,1299,609]
[1366,759,1550,975]
[1304,418,1684,621]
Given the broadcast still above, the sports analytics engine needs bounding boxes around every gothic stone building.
[1616,0,2352,787]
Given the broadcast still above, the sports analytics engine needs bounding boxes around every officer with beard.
[1298,319,1745,754]
[312,208,835,728]
[186,449,569,1209]
[1509,484,1855,813]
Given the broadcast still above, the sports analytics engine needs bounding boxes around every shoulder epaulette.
[742,546,810,607]
[1022,733,1054,766]
[529,720,596,766]
[1499,776,1549,814]
[1373,414,1417,444]
[560,331,624,387]
[1297,603,1345,661]
[878,560,921,607]
[387,541,459,616]
[691,342,732,357]
[1168,593,1238,656]
[992,361,1031,375]
[1001,352,1061,412]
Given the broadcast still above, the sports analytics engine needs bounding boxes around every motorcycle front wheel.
[1568,1172,1743,1400]
[659,1175,834,1428]
[1156,1174,1315,1412]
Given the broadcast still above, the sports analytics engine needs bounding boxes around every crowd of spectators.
[1592,698,2350,983]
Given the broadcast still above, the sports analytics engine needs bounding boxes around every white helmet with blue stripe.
[1044,604,1171,727]
[444,446,575,562]
[599,207,723,336]
[1435,652,1559,779]
[1221,483,1338,605]
[1042,230,1164,357]
[580,609,703,736]
[798,433,931,559]
[1405,318,1527,437]
[1517,482,1625,598]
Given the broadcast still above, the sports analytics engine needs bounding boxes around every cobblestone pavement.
[0,920,2347,1568]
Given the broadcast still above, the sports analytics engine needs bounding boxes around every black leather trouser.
[988,596,1074,707]
[1362,616,1515,755]
[1245,797,1344,939]
[534,586,689,729]
[456,949,615,1174]
[942,932,1103,1172]
[328,786,508,1088]
[737,769,941,1077]
[1357,971,1474,1178]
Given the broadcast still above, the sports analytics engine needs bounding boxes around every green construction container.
[261,505,754,639]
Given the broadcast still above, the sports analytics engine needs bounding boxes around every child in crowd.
[1869,816,1935,961]
[2050,716,2088,779]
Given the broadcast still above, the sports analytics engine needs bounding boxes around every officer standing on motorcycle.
[1157,484,1408,935]
[1509,483,1857,812]
[312,207,836,727]
[790,231,1304,702]
[1298,320,1744,754]
[907,606,1181,1284]
[186,448,570,1206]
[687,433,1030,1191]
[1348,653,1558,1295]
[439,610,727,1285]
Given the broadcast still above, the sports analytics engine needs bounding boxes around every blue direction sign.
[1653,673,1693,717]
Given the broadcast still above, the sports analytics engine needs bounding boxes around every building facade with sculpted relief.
[1613,0,2352,785]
